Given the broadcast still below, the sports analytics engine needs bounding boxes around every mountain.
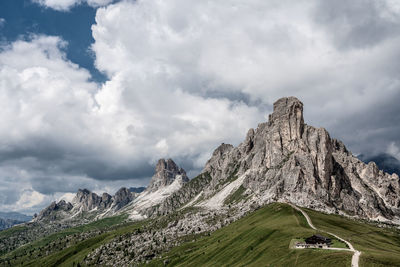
[150,97,400,222]
[38,97,399,223]
[119,158,189,219]
[35,158,189,223]
[146,158,189,192]
[359,153,400,176]
[0,218,22,231]
[0,212,31,231]
[0,212,31,222]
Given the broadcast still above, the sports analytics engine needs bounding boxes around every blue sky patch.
[0,0,106,83]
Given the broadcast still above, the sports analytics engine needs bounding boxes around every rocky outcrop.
[359,153,400,176]
[112,187,135,210]
[36,187,137,222]
[121,159,190,217]
[200,96,400,220]
[156,97,399,222]
[36,200,73,221]
[146,159,189,192]
[72,189,103,211]
[35,159,188,222]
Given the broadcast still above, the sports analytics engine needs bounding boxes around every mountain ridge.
[143,97,400,223]
[34,97,400,225]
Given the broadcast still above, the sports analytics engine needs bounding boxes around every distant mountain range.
[0,212,31,222]
[0,212,31,231]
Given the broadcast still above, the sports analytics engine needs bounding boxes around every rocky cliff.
[146,159,189,192]
[153,97,400,222]
[121,159,189,218]
[35,159,189,222]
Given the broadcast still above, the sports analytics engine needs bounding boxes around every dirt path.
[289,203,361,267]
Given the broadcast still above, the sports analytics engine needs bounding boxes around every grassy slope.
[147,203,352,267]
[2,203,399,266]
[0,214,131,266]
[27,220,147,267]
[0,225,27,239]
[306,208,400,267]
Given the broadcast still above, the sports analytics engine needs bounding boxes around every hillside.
[1,203,399,266]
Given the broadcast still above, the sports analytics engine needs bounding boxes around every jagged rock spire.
[147,158,189,192]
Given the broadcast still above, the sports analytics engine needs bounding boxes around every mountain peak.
[268,96,304,141]
[147,158,189,191]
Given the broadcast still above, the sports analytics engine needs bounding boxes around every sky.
[0,0,400,215]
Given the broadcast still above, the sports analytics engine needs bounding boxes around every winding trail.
[289,203,361,267]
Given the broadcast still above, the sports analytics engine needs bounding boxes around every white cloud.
[32,0,114,11]
[0,34,262,213]
[92,0,400,151]
[0,18,5,28]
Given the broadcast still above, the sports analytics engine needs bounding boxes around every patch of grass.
[29,220,147,267]
[330,238,348,249]
[147,203,352,267]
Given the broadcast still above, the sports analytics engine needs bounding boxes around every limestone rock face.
[156,97,399,222]
[36,200,73,221]
[72,189,103,211]
[200,96,400,220]
[147,159,189,192]
[36,187,137,222]
[100,193,112,209]
[112,187,135,209]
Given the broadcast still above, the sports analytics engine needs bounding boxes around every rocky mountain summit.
[35,187,139,222]
[120,159,190,219]
[35,158,189,223]
[146,159,189,192]
[152,97,400,222]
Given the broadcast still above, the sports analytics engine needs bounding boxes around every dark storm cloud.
[0,137,155,182]
[325,89,400,155]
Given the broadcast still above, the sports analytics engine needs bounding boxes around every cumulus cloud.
[0,34,262,213]
[2,0,400,213]
[91,0,400,153]
[32,0,114,11]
